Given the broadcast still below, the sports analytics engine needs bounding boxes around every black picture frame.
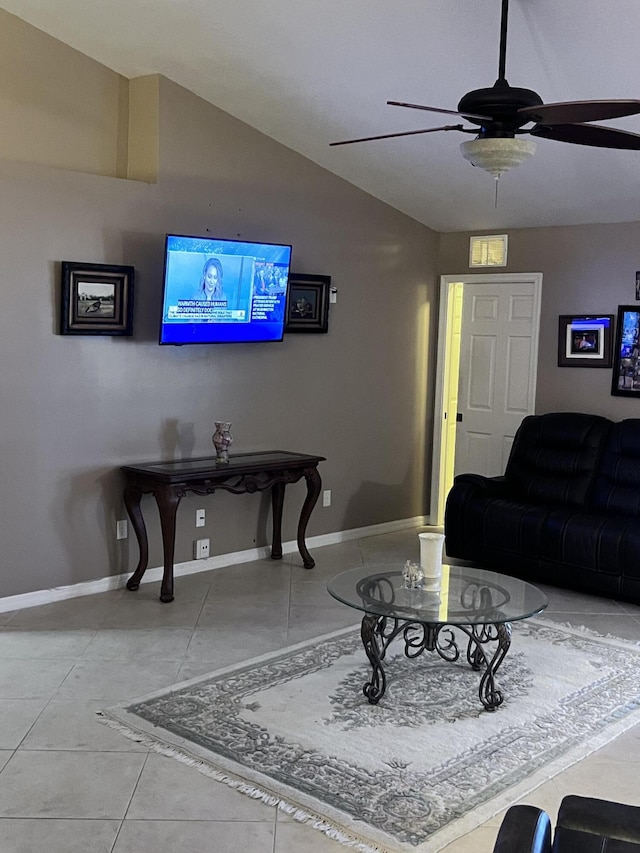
[557,315,614,368]
[60,261,135,336]
[612,305,640,396]
[285,274,330,334]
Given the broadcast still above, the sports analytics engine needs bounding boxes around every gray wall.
[0,76,439,598]
[8,9,640,602]
[439,223,640,419]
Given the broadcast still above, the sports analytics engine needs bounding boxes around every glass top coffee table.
[327,563,548,711]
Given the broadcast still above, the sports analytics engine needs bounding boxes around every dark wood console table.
[121,450,325,603]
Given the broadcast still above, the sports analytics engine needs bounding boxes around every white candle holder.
[418,532,444,588]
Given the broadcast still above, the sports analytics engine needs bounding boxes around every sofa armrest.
[452,474,510,497]
[492,805,551,853]
[445,475,513,560]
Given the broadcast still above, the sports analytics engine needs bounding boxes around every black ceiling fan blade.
[520,100,640,125]
[387,101,492,122]
[330,124,466,146]
[531,122,640,150]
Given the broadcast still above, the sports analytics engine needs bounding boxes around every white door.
[430,273,542,525]
[454,278,540,477]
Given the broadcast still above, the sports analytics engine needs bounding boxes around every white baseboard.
[0,516,429,614]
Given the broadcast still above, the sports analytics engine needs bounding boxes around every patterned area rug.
[101,620,640,852]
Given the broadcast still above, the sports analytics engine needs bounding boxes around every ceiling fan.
[330,0,640,182]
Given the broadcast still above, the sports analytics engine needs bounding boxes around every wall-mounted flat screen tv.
[159,234,292,345]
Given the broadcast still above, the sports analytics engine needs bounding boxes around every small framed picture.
[636,271,640,301]
[557,315,614,368]
[285,274,330,333]
[60,262,135,336]
[612,305,640,396]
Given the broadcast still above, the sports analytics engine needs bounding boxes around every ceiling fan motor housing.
[458,81,543,136]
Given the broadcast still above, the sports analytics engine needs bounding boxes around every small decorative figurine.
[402,560,425,589]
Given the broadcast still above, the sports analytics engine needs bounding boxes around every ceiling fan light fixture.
[460,137,537,178]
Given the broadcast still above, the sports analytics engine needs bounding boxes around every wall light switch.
[116,520,128,540]
[196,508,206,527]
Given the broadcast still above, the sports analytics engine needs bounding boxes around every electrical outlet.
[323,489,332,507]
[194,538,210,559]
[195,508,206,527]
[116,520,128,540]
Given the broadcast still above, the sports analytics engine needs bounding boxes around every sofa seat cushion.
[457,496,553,558]
[539,508,640,580]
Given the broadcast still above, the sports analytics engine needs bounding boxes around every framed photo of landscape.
[612,305,640,396]
[285,274,330,333]
[60,262,135,336]
[557,314,614,368]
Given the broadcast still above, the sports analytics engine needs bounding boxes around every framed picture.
[636,271,640,301]
[60,262,135,336]
[557,315,614,368]
[285,274,330,334]
[612,305,640,396]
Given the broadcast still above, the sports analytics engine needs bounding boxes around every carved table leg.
[155,484,181,603]
[361,615,386,704]
[298,466,321,569]
[124,485,148,591]
[466,622,512,711]
[271,481,285,561]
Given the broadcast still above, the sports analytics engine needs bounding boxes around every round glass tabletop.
[327,563,548,625]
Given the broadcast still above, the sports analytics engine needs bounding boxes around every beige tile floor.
[1,526,640,852]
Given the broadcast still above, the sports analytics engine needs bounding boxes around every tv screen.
[159,234,292,345]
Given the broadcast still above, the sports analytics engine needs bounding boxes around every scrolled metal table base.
[360,614,512,711]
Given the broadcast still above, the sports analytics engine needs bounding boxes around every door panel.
[467,336,496,409]
[455,280,539,478]
[505,336,533,411]
[466,432,492,476]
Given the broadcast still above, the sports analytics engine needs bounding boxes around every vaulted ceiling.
[3,0,640,232]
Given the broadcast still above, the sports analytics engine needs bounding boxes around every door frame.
[429,272,542,525]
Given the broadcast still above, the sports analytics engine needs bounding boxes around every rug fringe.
[97,711,389,853]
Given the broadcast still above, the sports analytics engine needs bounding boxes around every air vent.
[469,234,508,268]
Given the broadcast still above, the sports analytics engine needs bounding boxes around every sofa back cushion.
[505,412,612,507]
[590,419,640,516]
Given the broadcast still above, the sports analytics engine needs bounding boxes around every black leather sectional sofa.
[444,412,640,604]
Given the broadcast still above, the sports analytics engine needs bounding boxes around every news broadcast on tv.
[159,234,292,345]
